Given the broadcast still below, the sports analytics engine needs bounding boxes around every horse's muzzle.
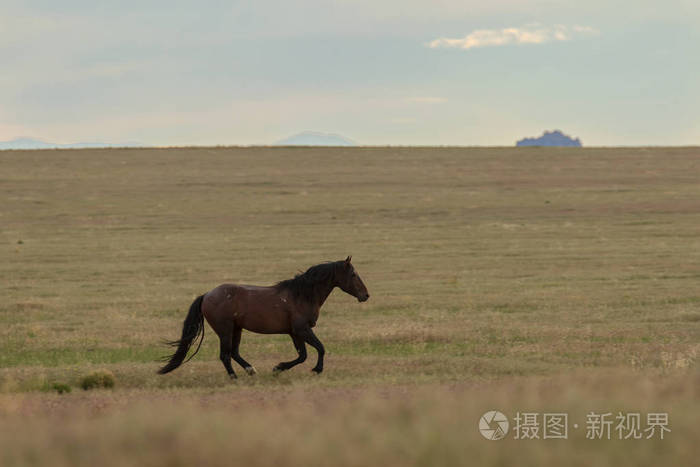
[358,294,370,302]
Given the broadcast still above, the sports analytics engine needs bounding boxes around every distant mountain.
[275,131,356,146]
[516,130,582,147]
[0,137,143,150]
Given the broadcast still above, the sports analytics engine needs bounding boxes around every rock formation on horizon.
[516,130,582,147]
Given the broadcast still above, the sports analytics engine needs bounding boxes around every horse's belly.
[233,292,290,334]
[236,304,290,334]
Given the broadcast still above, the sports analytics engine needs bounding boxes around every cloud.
[389,117,418,124]
[428,24,599,50]
[405,96,447,103]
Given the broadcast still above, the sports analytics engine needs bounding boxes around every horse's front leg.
[298,327,325,374]
[273,334,307,372]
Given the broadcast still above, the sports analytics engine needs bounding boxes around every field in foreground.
[1,146,699,465]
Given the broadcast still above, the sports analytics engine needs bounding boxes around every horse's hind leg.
[231,326,256,375]
[273,334,307,373]
[218,333,237,379]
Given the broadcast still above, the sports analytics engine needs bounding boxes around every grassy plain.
[1,146,699,465]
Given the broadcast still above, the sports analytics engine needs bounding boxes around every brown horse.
[158,256,369,378]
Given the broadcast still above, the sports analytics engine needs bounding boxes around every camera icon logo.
[479,410,509,440]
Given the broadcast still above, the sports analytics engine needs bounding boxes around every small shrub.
[51,382,72,394]
[80,370,116,390]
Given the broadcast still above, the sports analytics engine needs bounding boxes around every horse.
[158,256,369,378]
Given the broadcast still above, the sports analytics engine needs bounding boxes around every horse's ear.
[345,255,352,265]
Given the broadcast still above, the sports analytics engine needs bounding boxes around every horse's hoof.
[229,374,238,380]
[245,366,257,376]
[311,367,323,374]
[272,365,283,375]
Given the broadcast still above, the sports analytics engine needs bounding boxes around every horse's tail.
[158,294,206,374]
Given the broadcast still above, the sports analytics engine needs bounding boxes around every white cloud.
[428,24,599,50]
[405,96,448,103]
[389,117,418,124]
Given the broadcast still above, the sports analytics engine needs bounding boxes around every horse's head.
[337,256,369,302]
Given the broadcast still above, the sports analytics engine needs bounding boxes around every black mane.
[276,261,340,302]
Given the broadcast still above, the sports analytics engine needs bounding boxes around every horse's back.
[202,283,292,334]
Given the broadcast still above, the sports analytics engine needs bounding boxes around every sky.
[1,0,699,146]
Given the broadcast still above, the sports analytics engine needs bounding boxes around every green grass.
[0,146,698,465]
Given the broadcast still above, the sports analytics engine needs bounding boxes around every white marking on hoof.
[245,366,257,376]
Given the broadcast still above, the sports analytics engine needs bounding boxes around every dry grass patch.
[1,146,698,465]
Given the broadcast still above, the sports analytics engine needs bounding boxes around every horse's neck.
[314,280,336,308]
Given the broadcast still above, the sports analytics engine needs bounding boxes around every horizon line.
[2,144,699,151]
